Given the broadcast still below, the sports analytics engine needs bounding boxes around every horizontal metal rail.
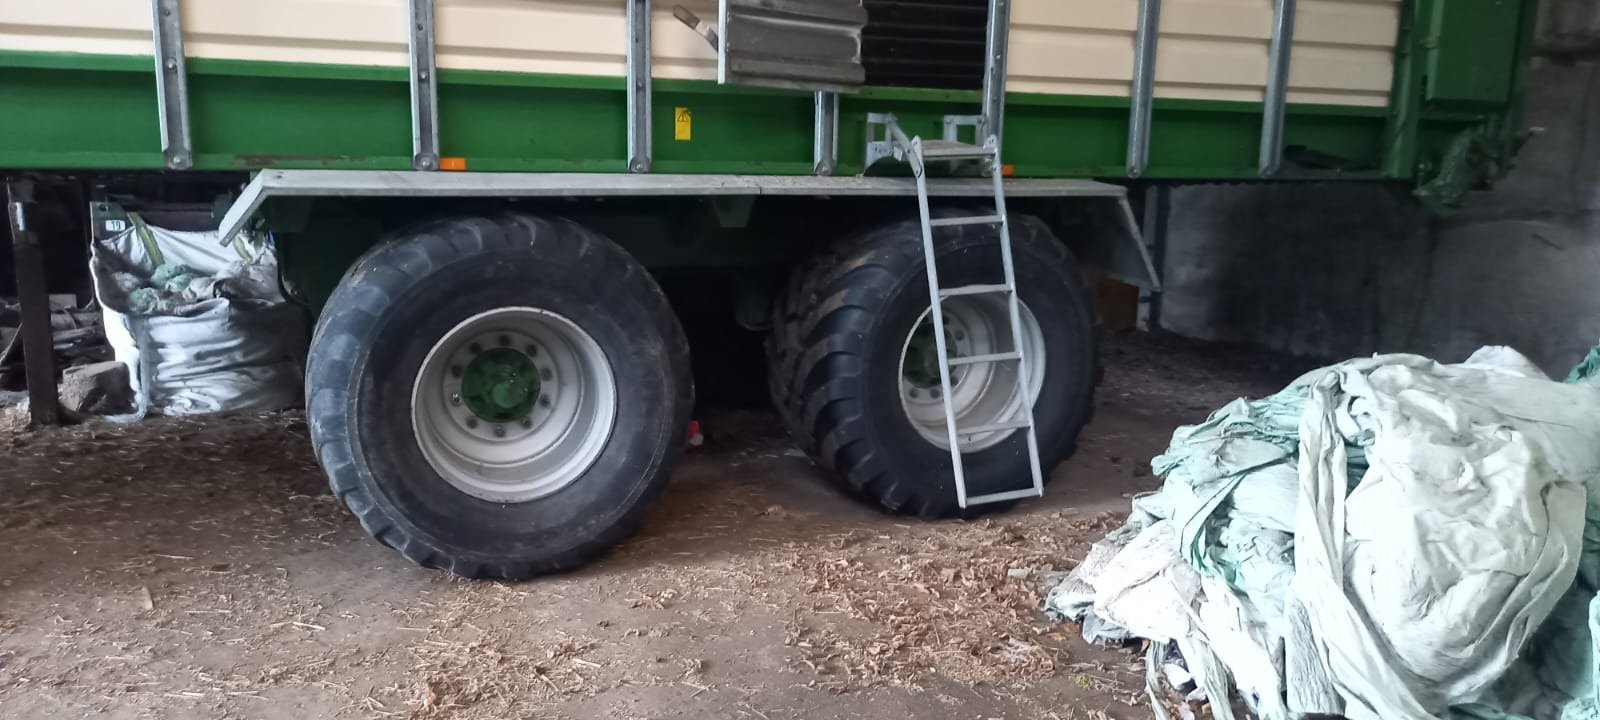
[216,170,1126,244]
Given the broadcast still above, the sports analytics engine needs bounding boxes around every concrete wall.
[1158,0,1600,375]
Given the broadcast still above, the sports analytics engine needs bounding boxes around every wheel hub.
[896,296,1045,452]
[412,307,617,503]
[461,347,541,424]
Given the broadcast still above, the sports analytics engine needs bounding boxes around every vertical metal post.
[813,92,839,176]
[980,0,1011,151]
[1259,0,1296,176]
[1127,0,1162,178]
[1136,185,1169,331]
[5,181,60,427]
[626,0,653,173]
[151,0,192,170]
[408,0,440,171]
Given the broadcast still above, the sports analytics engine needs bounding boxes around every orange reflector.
[439,157,468,171]
[1001,163,1016,177]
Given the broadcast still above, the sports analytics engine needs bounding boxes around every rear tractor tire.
[766,213,1097,518]
[307,213,692,580]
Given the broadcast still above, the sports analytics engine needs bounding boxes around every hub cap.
[412,307,618,503]
[897,296,1045,452]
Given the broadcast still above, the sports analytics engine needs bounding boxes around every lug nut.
[468,343,482,355]
[540,368,553,382]
[451,365,463,378]
[493,425,506,438]
[953,330,965,341]
[498,335,511,347]
[931,388,942,399]
[466,418,479,429]
[526,345,539,357]
[521,417,534,429]
[539,395,552,408]
[450,393,462,406]
[909,388,920,399]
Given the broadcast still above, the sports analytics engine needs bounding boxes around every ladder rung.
[966,487,1044,505]
[955,418,1031,436]
[921,140,995,160]
[939,284,1011,299]
[930,215,1004,228]
[948,351,1021,367]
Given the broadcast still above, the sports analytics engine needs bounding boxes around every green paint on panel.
[0,49,1522,183]
[1425,0,1523,104]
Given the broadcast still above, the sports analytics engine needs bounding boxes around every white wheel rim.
[896,297,1046,451]
[411,307,618,503]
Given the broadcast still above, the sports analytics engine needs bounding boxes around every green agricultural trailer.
[1,0,1538,578]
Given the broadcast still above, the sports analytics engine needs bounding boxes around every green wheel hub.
[902,321,946,389]
[460,347,541,423]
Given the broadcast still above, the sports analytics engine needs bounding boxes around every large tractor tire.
[307,213,692,579]
[766,213,1096,518]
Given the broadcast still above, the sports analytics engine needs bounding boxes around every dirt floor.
[0,332,1309,720]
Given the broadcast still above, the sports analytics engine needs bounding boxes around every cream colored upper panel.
[0,0,1396,105]
[0,0,719,80]
[1008,0,1399,106]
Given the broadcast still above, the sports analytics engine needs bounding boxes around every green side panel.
[1425,0,1523,104]
[0,49,1517,183]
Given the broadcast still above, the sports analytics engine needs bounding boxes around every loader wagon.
[1,0,1538,578]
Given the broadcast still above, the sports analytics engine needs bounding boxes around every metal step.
[930,214,1003,228]
[948,351,1021,367]
[921,140,995,160]
[939,283,1011,298]
[966,488,1047,505]
[955,417,1031,436]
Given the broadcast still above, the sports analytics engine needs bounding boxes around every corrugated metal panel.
[861,0,986,90]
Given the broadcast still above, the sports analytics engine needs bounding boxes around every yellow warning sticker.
[674,107,692,141]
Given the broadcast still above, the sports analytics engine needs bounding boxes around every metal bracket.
[863,113,904,169]
[813,92,839,175]
[408,0,440,171]
[5,180,33,245]
[627,0,653,173]
[979,0,1011,153]
[1259,0,1296,177]
[1127,0,1161,178]
[942,114,986,144]
[151,0,192,170]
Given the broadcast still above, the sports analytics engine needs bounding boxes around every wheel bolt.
[450,393,461,406]
[451,365,463,378]
[521,417,534,429]
[909,388,920,399]
[498,335,511,347]
[466,418,479,429]
[468,343,482,355]
[540,368,553,381]
[539,395,552,408]
[525,345,538,357]
[493,425,506,438]
[931,388,942,399]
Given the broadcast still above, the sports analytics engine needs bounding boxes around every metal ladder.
[871,114,1045,509]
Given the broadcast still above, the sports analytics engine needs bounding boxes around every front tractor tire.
[307,214,692,580]
[767,214,1097,518]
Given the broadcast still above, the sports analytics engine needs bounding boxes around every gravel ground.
[0,332,1308,720]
